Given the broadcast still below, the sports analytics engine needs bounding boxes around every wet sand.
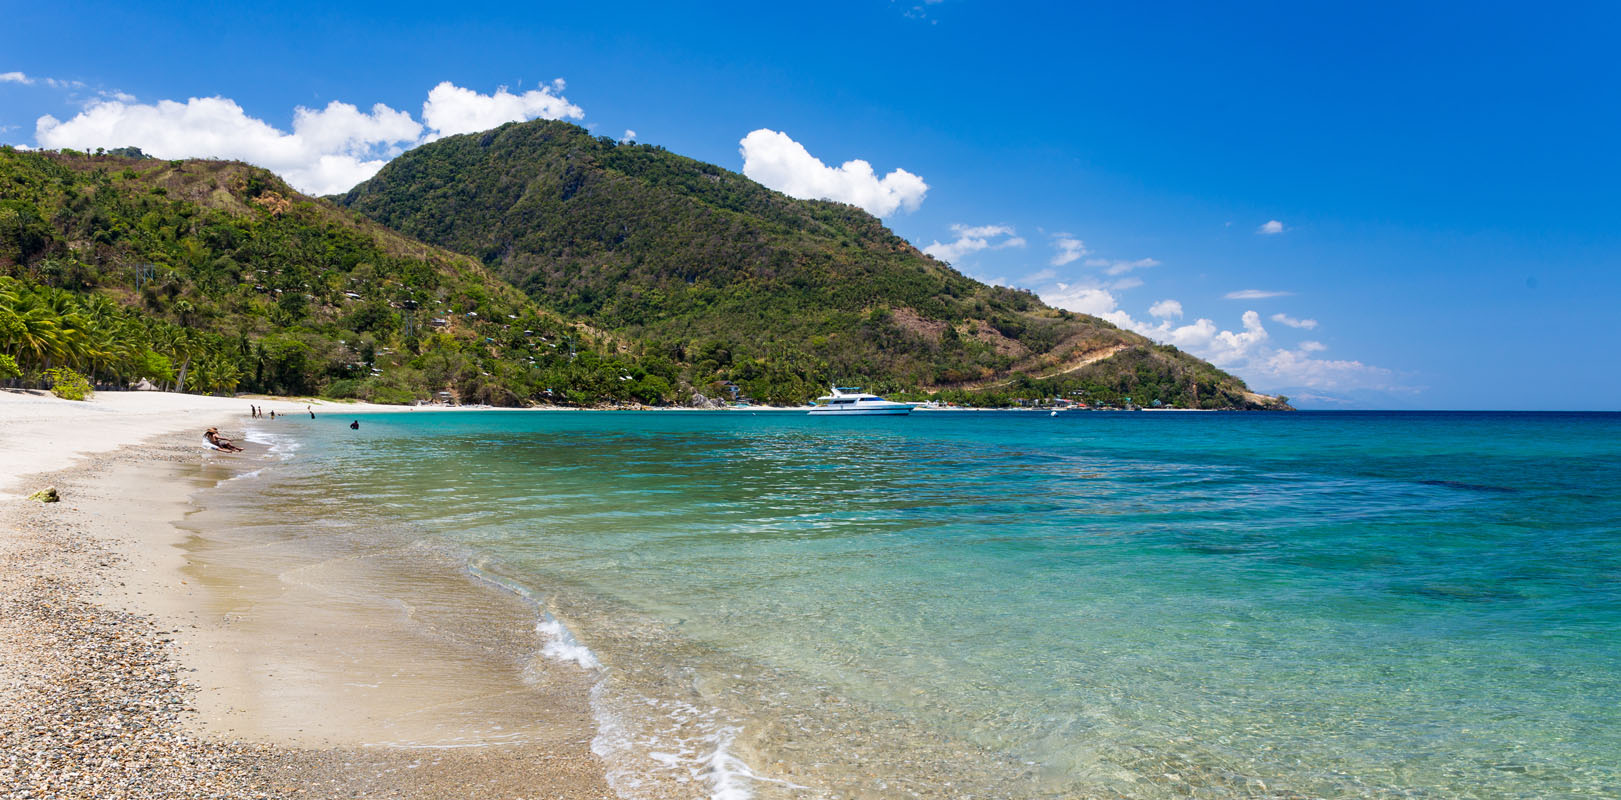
[1,434,619,799]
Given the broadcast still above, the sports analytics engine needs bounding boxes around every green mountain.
[0,147,672,406]
[339,120,1286,408]
[1,134,1286,409]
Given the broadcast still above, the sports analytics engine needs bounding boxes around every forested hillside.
[0,138,1286,409]
[340,120,1284,408]
[0,148,672,406]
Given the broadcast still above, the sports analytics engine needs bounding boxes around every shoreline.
[0,404,622,798]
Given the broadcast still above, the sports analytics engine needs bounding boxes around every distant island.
[0,127,1287,410]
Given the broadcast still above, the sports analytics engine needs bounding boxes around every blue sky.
[5,1,1617,409]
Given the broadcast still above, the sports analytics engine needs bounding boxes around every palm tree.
[2,286,68,369]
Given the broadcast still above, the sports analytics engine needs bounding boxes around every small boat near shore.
[808,386,916,416]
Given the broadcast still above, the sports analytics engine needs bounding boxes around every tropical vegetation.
[0,147,674,406]
[341,119,1284,408]
[2,136,1286,409]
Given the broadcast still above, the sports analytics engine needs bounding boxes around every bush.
[0,354,19,380]
[367,385,421,405]
[45,368,93,401]
[322,378,363,399]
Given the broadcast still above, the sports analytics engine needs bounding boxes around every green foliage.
[0,139,1282,409]
[44,367,93,400]
[0,353,19,379]
[0,149,678,405]
[339,119,1278,407]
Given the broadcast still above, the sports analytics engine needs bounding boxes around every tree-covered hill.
[0,147,672,405]
[339,120,1285,408]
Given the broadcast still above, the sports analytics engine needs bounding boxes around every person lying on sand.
[204,427,244,452]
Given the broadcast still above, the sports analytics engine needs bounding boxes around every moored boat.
[807,386,916,416]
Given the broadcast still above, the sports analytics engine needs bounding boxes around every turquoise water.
[238,411,1621,798]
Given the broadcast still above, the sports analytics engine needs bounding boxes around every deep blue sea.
[234,410,1621,799]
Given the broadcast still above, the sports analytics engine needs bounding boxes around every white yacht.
[808,386,917,416]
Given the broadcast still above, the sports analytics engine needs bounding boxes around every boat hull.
[807,405,915,416]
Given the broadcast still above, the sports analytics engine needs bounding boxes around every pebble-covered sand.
[0,466,288,798]
[1,442,617,799]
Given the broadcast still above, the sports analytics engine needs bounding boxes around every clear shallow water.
[235,410,1621,798]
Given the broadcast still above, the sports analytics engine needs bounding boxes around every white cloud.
[1257,348,1391,390]
[420,79,581,139]
[1110,276,1143,290]
[37,96,421,195]
[1225,289,1292,299]
[1149,299,1183,319]
[1051,235,1088,266]
[921,223,1024,263]
[1044,283,1125,319]
[1066,302,1395,392]
[739,128,927,216]
[1269,312,1318,329]
[1,71,83,89]
[1257,219,1284,234]
[32,81,583,195]
[621,129,636,142]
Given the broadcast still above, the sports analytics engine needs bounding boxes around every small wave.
[244,429,303,461]
[463,562,796,799]
[537,614,602,670]
[462,565,604,672]
[591,685,806,800]
[220,467,266,484]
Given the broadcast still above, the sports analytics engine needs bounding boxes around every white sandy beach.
[0,390,465,500]
[0,391,623,799]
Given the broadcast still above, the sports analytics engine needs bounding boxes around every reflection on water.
[225,411,1621,799]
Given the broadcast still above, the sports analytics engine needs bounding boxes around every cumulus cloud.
[37,96,422,195]
[1270,312,1318,329]
[621,129,636,142]
[1051,235,1088,266]
[1225,289,1292,300]
[1034,266,1394,394]
[32,81,583,195]
[1043,283,1124,319]
[1149,299,1183,319]
[1054,299,1394,392]
[1,72,28,84]
[1255,347,1391,390]
[420,79,581,139]
[921,224,1025,264]
[1257,219,1285,234]
[739,129,927,216]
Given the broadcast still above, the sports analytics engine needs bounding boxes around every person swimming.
[204,427,244,452]
[350,420,360,430]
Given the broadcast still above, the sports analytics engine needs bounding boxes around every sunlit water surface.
[226,410,1621,799]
